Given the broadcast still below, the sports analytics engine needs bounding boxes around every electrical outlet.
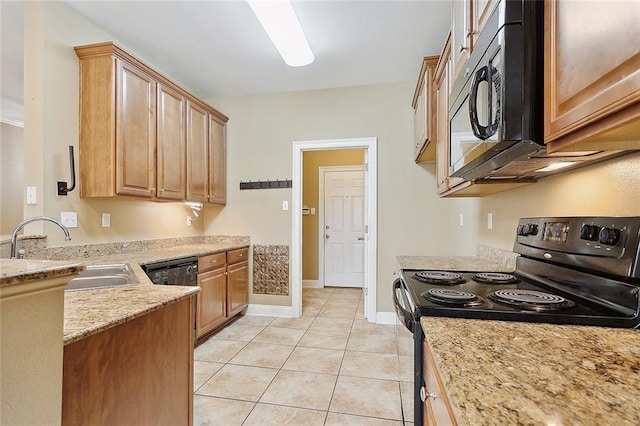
[487,212,493,229]
[186,216,193,227]
[26,186,37,205]
[61,212,78,228]
[459,213,464,226]
[101,213,110,228]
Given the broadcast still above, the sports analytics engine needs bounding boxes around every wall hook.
[57,145,77,196]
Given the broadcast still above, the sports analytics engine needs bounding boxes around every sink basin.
[66,263,139,290]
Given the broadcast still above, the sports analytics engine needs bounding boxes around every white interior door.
[323,169,365,288]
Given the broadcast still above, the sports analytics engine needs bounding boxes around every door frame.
[292,137,377,322]
[318,165,365,290]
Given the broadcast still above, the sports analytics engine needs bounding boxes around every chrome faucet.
[10,216,72,259]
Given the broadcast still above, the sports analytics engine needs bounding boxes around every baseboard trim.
[376,311,398,325]
[302,280,321,288]
[246,304,294,318]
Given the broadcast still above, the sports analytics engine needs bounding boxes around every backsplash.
[252,245,289,295]
[0,235,250,260]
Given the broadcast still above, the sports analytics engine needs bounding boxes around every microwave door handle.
[469,65,490,140]
[488,64,501,138]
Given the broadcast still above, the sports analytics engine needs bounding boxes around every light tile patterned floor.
[194,287,415,425]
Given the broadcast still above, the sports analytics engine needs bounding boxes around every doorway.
[292,137,377,322]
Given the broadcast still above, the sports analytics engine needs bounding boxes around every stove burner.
[474,272,520,284]
[488,289,575,312]
[414,271,466,285]
[422,288,485,307]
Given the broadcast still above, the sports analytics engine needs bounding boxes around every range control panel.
[514,216,640,279]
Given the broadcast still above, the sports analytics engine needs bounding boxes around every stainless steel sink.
[66,263,139,290]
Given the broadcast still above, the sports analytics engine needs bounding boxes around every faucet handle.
[17,249,26,259]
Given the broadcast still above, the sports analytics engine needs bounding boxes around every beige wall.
[448,152,640,254]
[19,1,205,248]
[302,149,365,281]
[206,83,462,310]
[1,123,24,236]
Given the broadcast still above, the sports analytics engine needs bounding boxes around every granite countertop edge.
[420,317,640,425]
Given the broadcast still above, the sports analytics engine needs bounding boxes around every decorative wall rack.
[239,179,292,190]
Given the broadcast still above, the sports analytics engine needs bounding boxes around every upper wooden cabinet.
[75,42,228,202]
[544,0,640,152]
[413,56,439,163]
[209,115,227,204]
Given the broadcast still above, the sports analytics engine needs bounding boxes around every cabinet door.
[423,342,458,425]
[414,78,428,159]
[157,84,186,200]
[227,261,248,318]
[186,101,209,202]
[208,115,227,205]
[472,0,498,48]
[544,1,640,146]
[436,56,450,194]
[197,267,226,337]
[451,0,471,83]
[115,59,157,198]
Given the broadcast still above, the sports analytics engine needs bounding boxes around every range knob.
[517,225,525,236]
[599,227,621,246]
[580,224,600,241]
[522,223,538,236]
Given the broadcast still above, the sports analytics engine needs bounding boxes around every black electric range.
[394,216,640,426]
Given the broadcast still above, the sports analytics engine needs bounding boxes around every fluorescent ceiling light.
[535,162,576,172]
[247,0,314,67]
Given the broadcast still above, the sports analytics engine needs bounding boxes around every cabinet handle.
[421,387,438,401]
[459,44,467,53]
[239,253,243,257]
[150,188,156,195]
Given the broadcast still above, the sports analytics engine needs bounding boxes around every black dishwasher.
[142,256,199,286]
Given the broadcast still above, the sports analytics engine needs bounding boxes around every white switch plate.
[26,186,37,205]
[61,212,78,228]
[101,213,110,228]
[282,201,289,211]
[459,213,464,226]
[186,216,193,227]
[487,212,493,229]
[310,207,316,215]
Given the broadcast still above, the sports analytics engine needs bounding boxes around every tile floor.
[194,287,415,425]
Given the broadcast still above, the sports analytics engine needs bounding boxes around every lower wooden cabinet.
[423,341,458,425]
[62,297,194,425]
[196,247,249,340]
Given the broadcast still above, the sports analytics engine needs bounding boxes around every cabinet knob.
[150,188,156,195]
[160,188,165,192]
[459,44,467,53]
[420,387,438,401]
[239,253,243,257]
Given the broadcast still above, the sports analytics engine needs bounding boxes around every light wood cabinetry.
[196,248,249,340]
[115,59,156,198]
[209,115,227,204]
[544,1,640,152]
[186,101,210,203]
[413,56,440,163]
[62,297,194,425]
[423,341,458,425]
[75,42,228,202]
[157,84,186,200]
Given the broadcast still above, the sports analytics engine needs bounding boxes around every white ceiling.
[1,0,451,122]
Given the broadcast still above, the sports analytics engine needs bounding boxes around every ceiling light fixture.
[535,162,576,173]
[247,0,314,67]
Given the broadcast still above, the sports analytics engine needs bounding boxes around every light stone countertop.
[0,259,84,285]
[62,241,249,344]
[2,238,249,345]
[420,317,640,425]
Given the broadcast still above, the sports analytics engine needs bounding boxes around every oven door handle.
[393,278,416,331]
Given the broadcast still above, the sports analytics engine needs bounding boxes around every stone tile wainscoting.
[252,245,289,295]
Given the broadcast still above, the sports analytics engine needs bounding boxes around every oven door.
[393,278,416,332]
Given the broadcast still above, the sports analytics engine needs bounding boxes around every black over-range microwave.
[448,0,620,181]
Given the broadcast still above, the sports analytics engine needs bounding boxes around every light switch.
[282,201,289,211]
[26,186,37,205]
[459,213,464,226]
[61,212,78,228]
[310,207,316,215]
[487,212,493,229]
[101,213,110,228]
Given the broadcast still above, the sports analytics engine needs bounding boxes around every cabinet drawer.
[227,248,248,265]
[198,252,226,272]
